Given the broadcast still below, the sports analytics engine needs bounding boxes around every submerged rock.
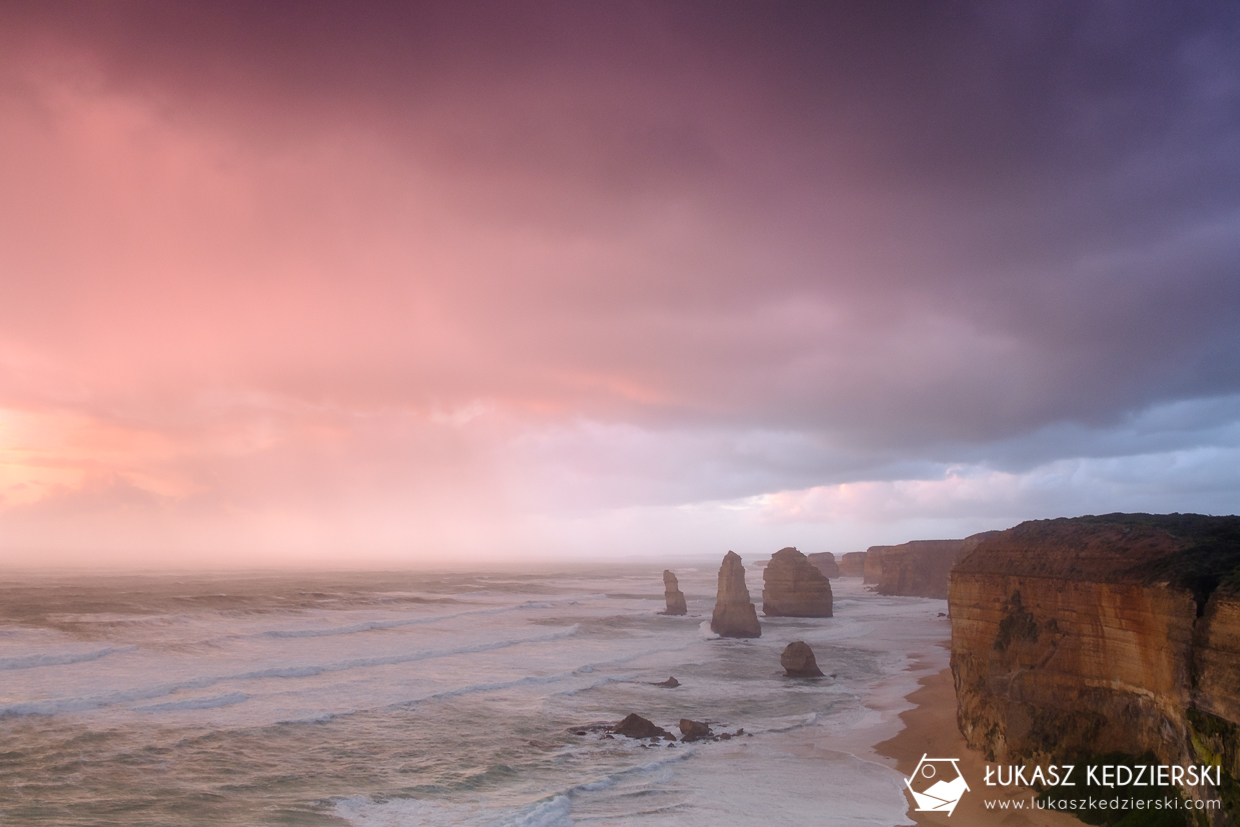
[662,570,687,615]
[679,718,712,742]
[762,548,833,617]
[613,713,668,739]
[710,551,761,638]
[781,641,825,677]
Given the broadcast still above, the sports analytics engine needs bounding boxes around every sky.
[1,1,1239,568]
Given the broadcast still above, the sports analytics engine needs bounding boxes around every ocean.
[0,564,949,826]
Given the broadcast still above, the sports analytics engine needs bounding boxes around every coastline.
[875,655,1080,826]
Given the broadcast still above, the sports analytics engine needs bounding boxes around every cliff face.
[710,551,761,638]
[806,551,841,578]
[950,514,1240,823]
[1196,587,1240,726]
[863,546,893,584]
[839,552,866,577]
[762,547,833,617]
[662,570,687,615]
[877,532,998,599]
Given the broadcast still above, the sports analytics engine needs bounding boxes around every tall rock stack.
[806,552,840,578]
[710,551,761,638]
[762,547,833,617]
[661,570,687,615]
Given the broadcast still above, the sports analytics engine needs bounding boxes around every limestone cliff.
[661,570,687,615]
[806,551,841,578]
[950,513,1240,823]
[877,532,998,599]
[863,545,893,584]
[710,551,761,638]
[839,551,866,577]
[762,547,832,617]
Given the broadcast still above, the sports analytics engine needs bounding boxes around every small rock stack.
[781,641,825,677]
[662,570,687,615]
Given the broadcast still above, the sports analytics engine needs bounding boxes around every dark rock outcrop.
[661,570,687,615]
[614,713,668,739]
[652,676,680,688]
[863,545,893,584]
[806,551,841,578]
[877,532,998,599]
[710,551,761,637]
[950,513,1240,823]
[781,641,825,677]
[761,547,832,617]
[679,718,712,741]
[839,551,866,577]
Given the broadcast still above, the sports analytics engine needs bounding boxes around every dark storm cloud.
[6,1,1239,427]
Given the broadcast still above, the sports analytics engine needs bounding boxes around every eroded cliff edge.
[949,513,1240,822]
[877,532,998,598]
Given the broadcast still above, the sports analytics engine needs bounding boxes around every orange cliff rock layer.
[876,532,998,599]
[949,513,1240,824]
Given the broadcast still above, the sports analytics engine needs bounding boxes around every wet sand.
[875,657,1081,826]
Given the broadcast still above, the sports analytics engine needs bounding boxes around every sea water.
[0,565,949,826]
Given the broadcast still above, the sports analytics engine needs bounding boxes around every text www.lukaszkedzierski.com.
[984,796,1222,812]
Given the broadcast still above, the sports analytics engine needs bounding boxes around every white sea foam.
[0,644,136,671]
[0,625,581,717]
[134,691,250,712]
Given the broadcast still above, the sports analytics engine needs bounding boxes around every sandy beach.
[875,655,1081,827]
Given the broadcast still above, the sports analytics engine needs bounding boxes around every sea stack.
[806,551,841,578]
[839,552,866,577]
[710,551,761,638]
[762,547,833,617]
[781,641,825,677]
[662,570,687,615]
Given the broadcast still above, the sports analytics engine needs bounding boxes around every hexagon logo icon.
[905,754,969,816]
